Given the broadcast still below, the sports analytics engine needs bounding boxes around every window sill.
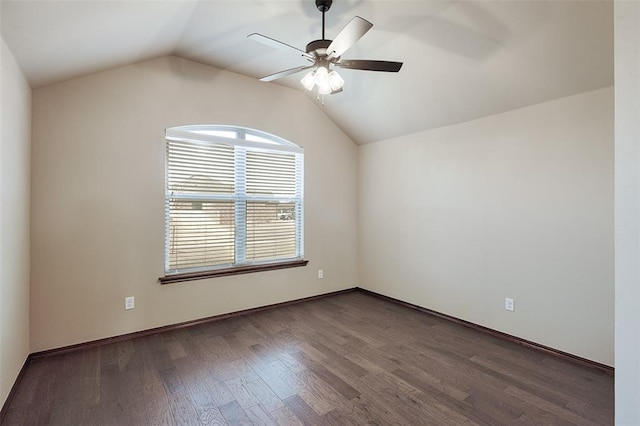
[159,259,309,284]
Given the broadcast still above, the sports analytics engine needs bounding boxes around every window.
[161,125,306,283]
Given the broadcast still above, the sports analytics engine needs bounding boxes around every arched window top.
[166,125,303,154]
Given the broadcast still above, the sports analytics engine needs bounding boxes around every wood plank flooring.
[1,291,613,425]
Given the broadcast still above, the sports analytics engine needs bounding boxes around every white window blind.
[165,125,304,275]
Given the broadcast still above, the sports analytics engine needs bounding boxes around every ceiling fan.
[248,0,403,97]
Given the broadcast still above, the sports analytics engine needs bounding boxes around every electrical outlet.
[318,269,324,279]
[505,297,514,312]
[125,296,135,310]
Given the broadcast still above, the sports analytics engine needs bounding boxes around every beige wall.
[0,38,31,407]
[30,56,358,352]
[614,0,640,422]
[358,87,614,366]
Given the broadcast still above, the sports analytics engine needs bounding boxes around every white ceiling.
[1,0,613,145]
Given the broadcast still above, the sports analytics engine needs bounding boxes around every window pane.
[193,129,236,139]
[246,151,296,196]
[167,140,235,194]
[168,200,235,270]
[246,133,276,144]
[246,202,296,261]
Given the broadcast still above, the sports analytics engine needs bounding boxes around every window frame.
[160,125,307,284]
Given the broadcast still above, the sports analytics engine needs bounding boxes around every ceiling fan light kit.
[301,67,345,95]
[248,0,402,101]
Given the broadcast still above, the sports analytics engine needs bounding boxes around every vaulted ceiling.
[1,0,613,144]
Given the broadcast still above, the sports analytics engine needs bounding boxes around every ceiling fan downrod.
[316,0,332,40]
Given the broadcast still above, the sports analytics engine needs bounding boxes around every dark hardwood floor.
[1,291,613,425]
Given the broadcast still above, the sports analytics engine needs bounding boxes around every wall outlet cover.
[125,296,135,310]
[505,297,514,312]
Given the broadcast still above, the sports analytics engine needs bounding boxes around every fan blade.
[327,16,373,59]
[335,60,403,72]
[248,33,313,60]
[259,65,315,82]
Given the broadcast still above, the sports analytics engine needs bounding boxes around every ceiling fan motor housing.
[316,0,332,12]
[306,39,334,58]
